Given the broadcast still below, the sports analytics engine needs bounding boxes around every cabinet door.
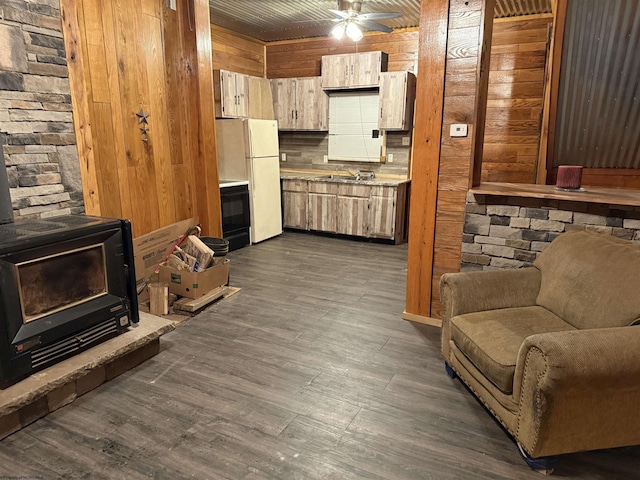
[368,194,396,239]
[219,70,238,117]
[351,52,382,88]
[321,55,351,89]
[271,78,297,129]
[282,191,308,229]
[235,73,250,118]
[308,193,337,232]
[336,196,369,237]
[296,77,328,131]
[379,72,416,131]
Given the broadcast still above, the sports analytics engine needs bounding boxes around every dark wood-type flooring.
[1,232,638,479]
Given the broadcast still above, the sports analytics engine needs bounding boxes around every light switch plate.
[281,153,286,162]
[388,153,394,163]
[450,124,468,137]
[402,136,411,146]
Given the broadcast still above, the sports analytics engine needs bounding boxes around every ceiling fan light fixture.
[331,23,345,39]
[346,21,363,41]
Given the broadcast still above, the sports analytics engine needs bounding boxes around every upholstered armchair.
[440,231,640,474]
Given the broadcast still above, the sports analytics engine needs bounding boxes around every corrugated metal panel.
[494,0,552,18]
[209,0,421,42]
[553,0,640,169]
[210,0,552,41]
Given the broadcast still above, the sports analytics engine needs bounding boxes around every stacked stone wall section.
[0,0,83,220]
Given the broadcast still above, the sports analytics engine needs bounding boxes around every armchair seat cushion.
[450,306,575,394]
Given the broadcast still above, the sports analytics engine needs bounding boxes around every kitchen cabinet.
[308,182,338,232]
[271,77,328,131]
[379,72,416,131]
[321,51,388,90]
[281,177,409,243]
[282,179,308,229]
[214,69,249,118]
[368,186,396,239]
[335,183,370,237]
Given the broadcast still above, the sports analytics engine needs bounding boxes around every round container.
[199,237,229,257]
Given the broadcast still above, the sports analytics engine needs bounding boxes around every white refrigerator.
[216,118,283,244]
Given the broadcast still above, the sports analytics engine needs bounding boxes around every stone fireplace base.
[0,313,174,440]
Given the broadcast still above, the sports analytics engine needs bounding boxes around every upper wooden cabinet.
[379,72,417,131]
[321,51,388,90]
[271,77,328,131]
[214,69,249,118]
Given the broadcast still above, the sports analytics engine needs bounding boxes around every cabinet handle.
[351,65,354,75]
[295,110,298,120]
[345,65,349,77]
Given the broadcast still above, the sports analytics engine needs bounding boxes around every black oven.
[220,183,250,251]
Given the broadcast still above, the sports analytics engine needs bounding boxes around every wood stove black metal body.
[0,215,139,387]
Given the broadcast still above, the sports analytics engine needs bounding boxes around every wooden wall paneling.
[164,3,196,221]
[59,0,102,215]
[194,0,222,237]
[481,15,553,184]
[211,24,265,77]
[266,29,420,79]
[142,10,177,228]
[127,1,162,236]
[92,103,123,217]
[98,0,133,222]
[403,0,449,325]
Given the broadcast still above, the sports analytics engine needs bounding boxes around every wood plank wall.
[265,29,420,78]
[62,0,222,238]
[482,15,552,183]
[211,24,266,77]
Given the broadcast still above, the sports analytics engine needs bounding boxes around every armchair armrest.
[513,326,640,457]
[440,267,541,322]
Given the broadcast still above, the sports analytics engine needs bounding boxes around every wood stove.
[0,215,139,387]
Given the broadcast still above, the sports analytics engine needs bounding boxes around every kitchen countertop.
[280,170,410,187]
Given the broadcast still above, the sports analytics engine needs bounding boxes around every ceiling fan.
[328,0,402,41]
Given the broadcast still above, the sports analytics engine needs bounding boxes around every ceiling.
[209,0,552,42]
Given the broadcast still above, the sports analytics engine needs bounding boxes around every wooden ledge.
[470,182,640,207]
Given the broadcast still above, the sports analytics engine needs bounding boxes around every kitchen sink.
[316,174,360,181]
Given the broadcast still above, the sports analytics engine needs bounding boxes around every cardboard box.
[159,259,230,299]
[133,218,199,302]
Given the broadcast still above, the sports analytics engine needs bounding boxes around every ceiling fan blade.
[357,20,393,33]
[357,12,402,20]
[329,9,350,18]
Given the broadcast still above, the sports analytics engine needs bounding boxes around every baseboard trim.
[402,311,442,328]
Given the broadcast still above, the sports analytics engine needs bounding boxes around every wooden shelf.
[470,182,640,207]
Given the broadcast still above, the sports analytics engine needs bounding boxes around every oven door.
[220,184,250,250]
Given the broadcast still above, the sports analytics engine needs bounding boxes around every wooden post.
[149,283,169,316]
[193,0,223,237]
[403,0,449,325]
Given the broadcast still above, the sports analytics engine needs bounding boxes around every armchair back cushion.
[534,231,640,329]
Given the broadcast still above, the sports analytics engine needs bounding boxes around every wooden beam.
[470,0,496,187]
[541,0,568,184]
[405,0,449,318]
[193,0,222,237]
[59,0,101,215]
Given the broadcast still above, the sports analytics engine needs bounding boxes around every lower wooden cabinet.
[308,193,337,232]
[282,178,409,243]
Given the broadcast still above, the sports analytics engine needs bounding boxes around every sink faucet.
[337,165,358,177]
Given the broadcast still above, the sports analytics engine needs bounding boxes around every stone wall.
[0,0,83,220]
[462,193,640,271]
